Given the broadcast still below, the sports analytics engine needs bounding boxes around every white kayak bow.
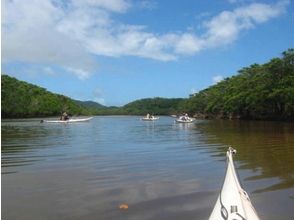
[209,147,260,220]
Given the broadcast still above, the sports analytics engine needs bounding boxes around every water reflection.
[2,122,53,170]
[173,121,196,130]
[1,118,95,173]
[2,117,294,220]
[196,120,294,194]
[2,117,218,220]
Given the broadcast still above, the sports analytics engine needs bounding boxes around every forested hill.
[1,75,101,118]
[123,97,184,115]
[182,49,294,121]
[74,100,106,110]
[1,75,183,118]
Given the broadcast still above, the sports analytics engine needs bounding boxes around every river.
[2,116,294,219]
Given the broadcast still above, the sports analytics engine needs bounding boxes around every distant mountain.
[75,100,106,109]
[123,97,185,115]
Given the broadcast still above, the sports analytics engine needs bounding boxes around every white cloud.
[175,34,203,55]
[2,0,96,79]
[235,1,288,23]
[89,0,288,59]
[212,75,224,84]
[65,67,91,80]
[2,0,289,78]
[71,0,130,13]
[204,1,289,47]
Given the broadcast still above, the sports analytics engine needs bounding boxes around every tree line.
[2,49,294,121]
[1,75,183,118]
[182,49,294,121]
[1,75,93,118]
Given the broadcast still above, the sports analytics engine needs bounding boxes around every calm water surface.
[2,116,294,220]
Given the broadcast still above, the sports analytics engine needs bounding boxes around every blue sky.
[2,0,294,106]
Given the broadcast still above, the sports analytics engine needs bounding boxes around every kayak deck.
[209,147,259,220]
[175,115,195,123]
[175,119,195,123]
[43,117,93,123]
[141,117,159,121]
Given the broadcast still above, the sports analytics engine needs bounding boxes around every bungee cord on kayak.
[209,147,260,220]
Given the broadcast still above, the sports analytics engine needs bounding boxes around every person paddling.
[61,112,69,121]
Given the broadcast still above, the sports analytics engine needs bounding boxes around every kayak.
[141,117,159,121]
[209,147,260,220]
[175,116,195,123]
[42,117,93,123]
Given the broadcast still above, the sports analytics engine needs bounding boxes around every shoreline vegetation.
[2,49,294,121]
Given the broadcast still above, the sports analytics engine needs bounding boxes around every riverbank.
[193,112,294,122]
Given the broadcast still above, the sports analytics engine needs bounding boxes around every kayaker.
[61,112,69,121]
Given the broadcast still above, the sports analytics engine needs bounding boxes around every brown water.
[2,117,294,220]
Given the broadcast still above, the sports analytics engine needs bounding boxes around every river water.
[2,116,294,220]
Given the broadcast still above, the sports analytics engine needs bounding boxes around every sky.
[2,0,294,106]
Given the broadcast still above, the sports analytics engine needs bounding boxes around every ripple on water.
[2,117,294,220]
